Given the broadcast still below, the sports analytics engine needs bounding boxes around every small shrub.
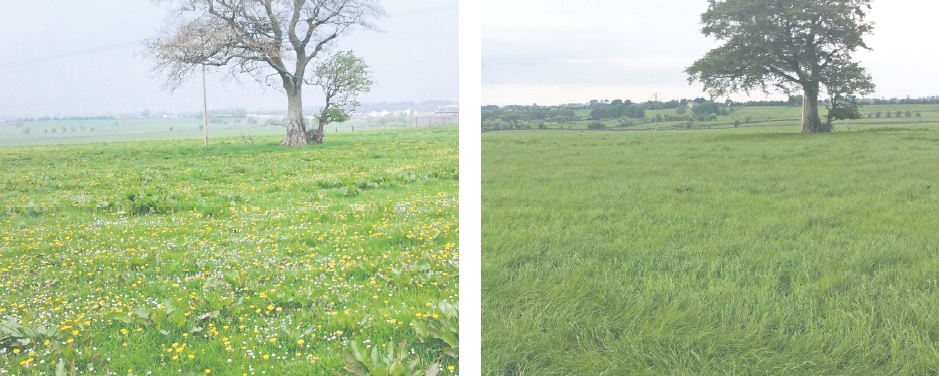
[734,119,741,127]
[537,122,546,129]
[587,122,606,130]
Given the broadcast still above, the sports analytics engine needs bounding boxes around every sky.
[482,0,939,106]
[0,0,458,119]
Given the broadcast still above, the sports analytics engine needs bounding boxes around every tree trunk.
[800,84,830,133]
[308,113,326,144]
[279,80,309,146]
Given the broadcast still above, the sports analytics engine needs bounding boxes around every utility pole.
[652,92,661,127]
[202,64,208,146]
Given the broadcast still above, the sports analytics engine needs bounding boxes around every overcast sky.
[482,0,939,106]
[0,0,457,118]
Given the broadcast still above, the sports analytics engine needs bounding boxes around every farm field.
[0,126,459,375]
[0,117,428,147]
[538,105,939,131]
[482,124,939,374]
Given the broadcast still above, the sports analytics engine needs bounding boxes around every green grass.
[531,105,939,131]
[0,126,459,375]
[0,117,425,147]
[482,123,939,375]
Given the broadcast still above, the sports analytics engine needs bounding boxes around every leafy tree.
[693,101,720,116]
[147,0,383,146]
[685,0,875,133]
[589,108,608,120]
[309,51,374,142]
[676,105,687,116]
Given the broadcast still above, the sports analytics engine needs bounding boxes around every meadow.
[550,104,939,130]
[482,123,939,374]
[0,126,459,375]
[0,116,424,147]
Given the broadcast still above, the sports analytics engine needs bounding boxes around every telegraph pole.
[652,92,661,127]
[202,64,208,146]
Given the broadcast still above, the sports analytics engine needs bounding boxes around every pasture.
[0,116,426,147]
[0,126,459,375]
[540,104,939,131]
[482,124,939,374]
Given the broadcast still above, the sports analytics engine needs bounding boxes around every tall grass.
[483,124,939,375]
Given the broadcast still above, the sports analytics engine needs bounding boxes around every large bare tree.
[146,0,384,146]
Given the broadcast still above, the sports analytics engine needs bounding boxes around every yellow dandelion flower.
[297,339,305,345]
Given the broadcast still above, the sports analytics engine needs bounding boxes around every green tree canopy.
[685,0,875,133]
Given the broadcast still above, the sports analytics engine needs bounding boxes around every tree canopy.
[309,51,373,142]
[685,0,875,133]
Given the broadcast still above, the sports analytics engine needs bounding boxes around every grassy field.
[0,126,459,375]
[482,123,939,374]
[0,117,426,147]
[543,104,939,130]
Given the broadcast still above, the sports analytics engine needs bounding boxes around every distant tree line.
[481,108,577,123]
[23,116,115,121]
[869,98,939,105]
[589,101,645,120]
